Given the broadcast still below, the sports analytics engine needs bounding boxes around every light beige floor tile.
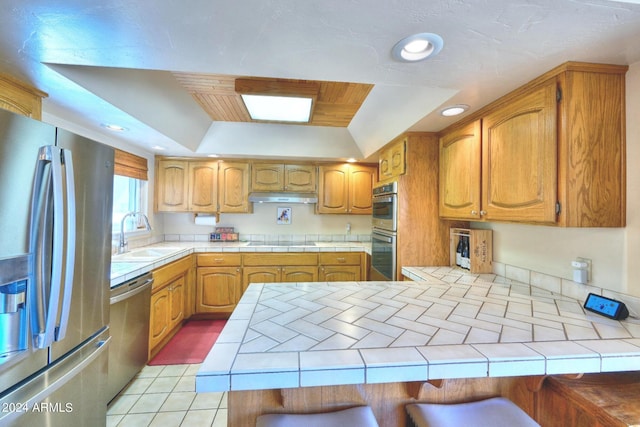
[185,364,201,375]
[180,409,216,426]
[190,392,224,410]
[122,377,154,394]
[106,414,124,427]
[146,375,181,393]
[173,375,195,392]
[137,365,165,379]
[129,392,169,414]
[212,408,228,427]
[219,392,228,409]
[149,411,186,427]
[160,392,197,412]
[117,412,155,427]
[160,364,189,377]
[107,394,140,415]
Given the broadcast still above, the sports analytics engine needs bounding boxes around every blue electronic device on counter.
[583,293,629,320]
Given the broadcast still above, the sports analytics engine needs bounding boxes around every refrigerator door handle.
[29,146,76,348]
[55,148,75,341]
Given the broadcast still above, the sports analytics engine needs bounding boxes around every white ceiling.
[2,0,640,161]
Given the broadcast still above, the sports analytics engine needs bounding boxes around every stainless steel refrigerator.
[0,110,113,426]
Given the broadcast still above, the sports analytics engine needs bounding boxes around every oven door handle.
[373,195,395,204]
[372,233,394,243]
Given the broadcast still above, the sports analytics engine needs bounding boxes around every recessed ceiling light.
[440,104,470,117]
[207,154,220,158]
[346,158,357,163]
[240,94,313,122]
[392,33,443,62]
[101,123,127,132]
[152,145,166,151]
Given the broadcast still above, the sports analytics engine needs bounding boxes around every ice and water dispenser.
[0,256,29,365]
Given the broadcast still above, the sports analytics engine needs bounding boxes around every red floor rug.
[148,319,227,365]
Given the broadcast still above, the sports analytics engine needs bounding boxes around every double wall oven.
[370,181,398,281]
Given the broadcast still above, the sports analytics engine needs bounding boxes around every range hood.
[248,192,318,204]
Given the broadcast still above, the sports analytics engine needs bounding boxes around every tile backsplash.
[494,261,640,319]
[162,233,371,243]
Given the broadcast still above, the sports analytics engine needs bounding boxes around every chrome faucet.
[118,211,152,254]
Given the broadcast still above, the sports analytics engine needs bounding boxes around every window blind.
[114,148,148,180]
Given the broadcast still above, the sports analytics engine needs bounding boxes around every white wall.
[478,60,640,298]
[162,202,371,238]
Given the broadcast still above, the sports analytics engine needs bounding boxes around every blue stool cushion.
[406,397,540,427]
[256,406,379,427]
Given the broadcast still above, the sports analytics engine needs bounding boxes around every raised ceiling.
[173,73,373,127]
[1,1,640,161]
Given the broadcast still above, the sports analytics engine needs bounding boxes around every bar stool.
[256,406,379,427]
[406,397,540,427]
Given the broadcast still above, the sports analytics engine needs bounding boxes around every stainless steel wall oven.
[370,181,398,281]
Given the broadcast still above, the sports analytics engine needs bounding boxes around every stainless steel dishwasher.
[108,271,153,402]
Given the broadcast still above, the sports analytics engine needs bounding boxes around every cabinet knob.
[471,210,478,215]
[480,210,487,216]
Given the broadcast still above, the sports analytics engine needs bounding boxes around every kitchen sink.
[112,247,182,261]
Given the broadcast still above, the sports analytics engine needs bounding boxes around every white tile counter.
[110,241,371,287]
[196,267,640,393]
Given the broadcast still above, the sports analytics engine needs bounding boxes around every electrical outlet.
[346,222,351,235]
[572,257,592,284]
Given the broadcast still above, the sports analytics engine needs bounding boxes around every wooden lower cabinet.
[149,256,192,359]
[243,253,319,291]
[318,252,364,281]
[537,373,640,427]
[195,267,242,315]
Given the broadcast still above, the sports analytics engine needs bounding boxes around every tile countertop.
[195,266,640,393]
[109,241,371,287]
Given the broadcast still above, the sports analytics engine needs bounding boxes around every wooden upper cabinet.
[284,164,316,192]
[379,138,406,182]
[156,159,189,212]
[188,161,218,212]
[251,163,316,192]
[439,120,482,220]
[438,61,627,227]
[0,73,47,120]
[317,164,376,214]
[218,161,251,213]
[348,165,377,214]
[156,159,217,212]
[482,80,558,223]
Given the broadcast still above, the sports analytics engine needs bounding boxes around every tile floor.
[107,364,227,427]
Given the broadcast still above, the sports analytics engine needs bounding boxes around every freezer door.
[0,328,110,427]
[0,111,53,392]
[51,129,114,361]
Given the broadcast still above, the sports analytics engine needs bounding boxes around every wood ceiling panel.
[172,72,373,127]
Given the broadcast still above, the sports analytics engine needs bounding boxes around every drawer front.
[243,253,318,266]
[319,252,361,265]
[197,253,242,267]
[152,255,192,290]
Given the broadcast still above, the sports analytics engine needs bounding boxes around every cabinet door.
[378,147,392,181]
[188,161,218,212]
[348,165,376,214]
[169,276,185,328]
[389,139,406,178]
[243,266,280,292]
[317,165,349,213]
[195,267,242,314]
[319,265,361,282]
[149,288,170,351]
[252,163,284,191]
[482,81,557,223]
[281,266,318,282]
[439,120,482,220]
[156,160,189,212]
[284,164,316,192]
[218,162,250,213]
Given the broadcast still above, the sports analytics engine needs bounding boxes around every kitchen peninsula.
[195,267,640,426]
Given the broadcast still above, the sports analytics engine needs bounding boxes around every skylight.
[240,94,313,123]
